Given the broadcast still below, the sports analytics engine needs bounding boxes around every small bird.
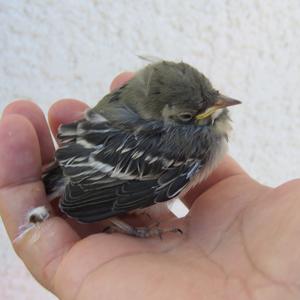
[41,60,241,238]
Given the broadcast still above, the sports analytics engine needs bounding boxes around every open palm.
[1,73,299,300]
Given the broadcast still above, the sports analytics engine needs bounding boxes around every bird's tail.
[42,162,65,201]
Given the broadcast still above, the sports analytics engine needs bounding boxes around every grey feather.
[55,109,209,222]
[43,60,238,223]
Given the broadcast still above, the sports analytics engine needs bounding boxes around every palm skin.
[0,73,300,300]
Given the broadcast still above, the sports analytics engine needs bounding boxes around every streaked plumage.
[43,60,240,231]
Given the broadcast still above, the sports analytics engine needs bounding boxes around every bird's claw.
[103,220,183,239]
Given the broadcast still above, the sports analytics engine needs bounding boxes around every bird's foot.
[104,217,183,239]
[15,206,51,243]
[27,206,50,224]
[130,222,183,239]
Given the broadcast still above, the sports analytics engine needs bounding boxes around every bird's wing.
[56,110,202,223]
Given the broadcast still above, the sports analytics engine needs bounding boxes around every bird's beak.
[195,95,241,120]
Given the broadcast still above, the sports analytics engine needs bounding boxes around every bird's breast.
[181,135,228,195]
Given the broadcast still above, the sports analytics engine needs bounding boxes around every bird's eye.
[178,112,194,122]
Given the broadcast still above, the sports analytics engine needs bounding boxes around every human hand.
[1,73,300,300]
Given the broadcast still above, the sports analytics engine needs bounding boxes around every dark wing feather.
[56,110,202,223]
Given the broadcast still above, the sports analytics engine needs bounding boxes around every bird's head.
[130,61,241,134]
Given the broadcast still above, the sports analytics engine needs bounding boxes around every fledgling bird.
[41,60,241,238]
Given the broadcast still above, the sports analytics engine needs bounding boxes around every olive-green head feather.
[95,60,240,126]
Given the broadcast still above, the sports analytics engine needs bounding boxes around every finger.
[0,113,46,239]
[110,72,134,91]
[0,114,79,290]
[0,114,42,191]
[48,98,89,136]
[182,155,246,208]
[3,100,55,164]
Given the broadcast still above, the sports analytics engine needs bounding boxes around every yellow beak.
[195,95,241,120]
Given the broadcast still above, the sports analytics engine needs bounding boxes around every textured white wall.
[0,1,300,299]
